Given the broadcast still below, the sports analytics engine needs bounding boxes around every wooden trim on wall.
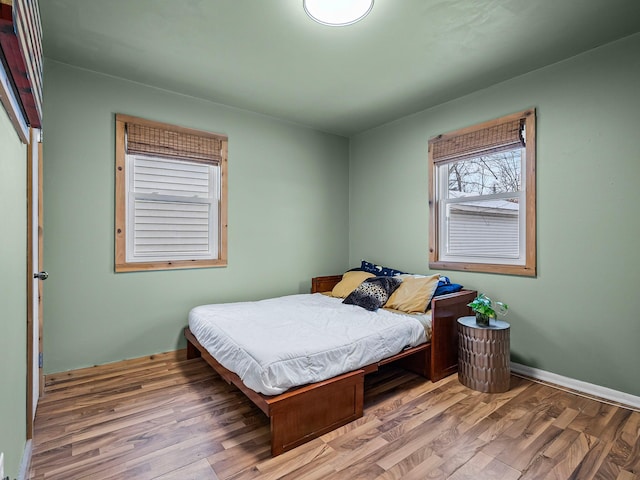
[524,111,537,274]
[114,115,229,273]
[44,349,188,386]
[428,108,536,277]
[114,116,127,269]
[115,258,229,273]
[37,140,43,397]
[26,127,34,439]
[218,138,228,266]
[427,141,438,268]
[26,129,43,439]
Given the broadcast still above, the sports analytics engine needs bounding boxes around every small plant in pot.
[468,293,508,327]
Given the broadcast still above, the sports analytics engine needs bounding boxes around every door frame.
[26,127,43,439]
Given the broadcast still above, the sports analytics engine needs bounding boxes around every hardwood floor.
[29,352,640,480]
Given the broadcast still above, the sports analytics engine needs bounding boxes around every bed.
[184,274,476,456]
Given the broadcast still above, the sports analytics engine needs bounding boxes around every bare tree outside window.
[447,150,521,197]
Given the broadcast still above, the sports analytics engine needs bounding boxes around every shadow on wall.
[299,280,313,294]
[510,352,539,368]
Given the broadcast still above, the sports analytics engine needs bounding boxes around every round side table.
[457,316,511,393]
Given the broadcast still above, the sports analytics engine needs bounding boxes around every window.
[115,114,228,272]
[428,109,536,276]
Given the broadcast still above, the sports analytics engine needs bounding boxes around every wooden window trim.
[428,109,536,277]
[115,114,228,272]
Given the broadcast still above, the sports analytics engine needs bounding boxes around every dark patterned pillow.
[360,260,405,277]
[343,276,402,311]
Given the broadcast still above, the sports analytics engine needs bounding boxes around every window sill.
[115,258,227,273]
[429,260,536,277]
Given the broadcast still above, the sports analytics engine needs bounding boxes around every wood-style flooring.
[29,351,640,480]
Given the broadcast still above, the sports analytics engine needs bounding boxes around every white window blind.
[126,155,219,262]
[447,203,520,258]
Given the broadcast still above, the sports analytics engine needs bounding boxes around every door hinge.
[39,352,43,368]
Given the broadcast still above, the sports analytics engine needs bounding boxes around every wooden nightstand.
[457,316,511,393]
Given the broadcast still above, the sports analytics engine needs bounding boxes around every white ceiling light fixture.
[304,0,374,27]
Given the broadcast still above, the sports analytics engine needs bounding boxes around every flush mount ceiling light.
[304,0,374,27]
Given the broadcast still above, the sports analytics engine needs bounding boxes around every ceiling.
[40,0,640,137]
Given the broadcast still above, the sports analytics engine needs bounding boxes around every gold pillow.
[384,274,440,313]
[331,271,375,298]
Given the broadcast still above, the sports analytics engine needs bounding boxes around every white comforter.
[188,293,430,395]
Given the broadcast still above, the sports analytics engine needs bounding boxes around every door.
[26,127,44,438]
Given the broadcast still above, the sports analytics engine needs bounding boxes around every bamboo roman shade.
[125,122,223,164]
[431,118,525,164]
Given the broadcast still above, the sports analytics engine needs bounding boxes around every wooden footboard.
[268,369,363,455]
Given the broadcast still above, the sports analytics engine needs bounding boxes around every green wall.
[42,33,640,398]
[43,61,350,374]
[349,33,640,396]
[0,107,27,478]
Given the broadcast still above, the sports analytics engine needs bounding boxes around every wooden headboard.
[311,275,342,293]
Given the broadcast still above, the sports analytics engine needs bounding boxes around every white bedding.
[188,293,431,395]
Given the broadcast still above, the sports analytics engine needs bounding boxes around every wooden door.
[26,127,43,438]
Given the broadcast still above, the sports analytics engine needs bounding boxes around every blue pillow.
[434,283,463,296]
[360,260,404,277]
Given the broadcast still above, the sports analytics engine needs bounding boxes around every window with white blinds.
[428,109,536,276]
[126,155,218,262]
[115,114,228,272]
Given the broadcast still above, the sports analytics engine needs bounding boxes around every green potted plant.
[468,293,508,327]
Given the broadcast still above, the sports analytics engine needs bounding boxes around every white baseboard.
[511,362,640,411]
[17,440,31,480]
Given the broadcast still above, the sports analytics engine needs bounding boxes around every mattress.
[188,293,431,395]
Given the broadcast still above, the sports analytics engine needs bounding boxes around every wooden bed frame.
[184,275,476,456]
